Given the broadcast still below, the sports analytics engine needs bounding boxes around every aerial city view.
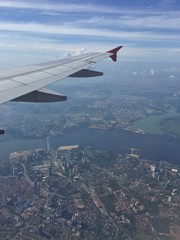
[0,0,179,240]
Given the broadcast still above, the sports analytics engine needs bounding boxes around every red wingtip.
[107,46,123,62]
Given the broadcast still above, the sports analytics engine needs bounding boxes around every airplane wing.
[0,46,122,105]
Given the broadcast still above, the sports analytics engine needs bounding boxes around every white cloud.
[74,14,180,30]
[117,14,180,30]
[0,1,119,14]
[0,21,179,43]
[0,1,179,64]
[0,30,179,63]
[150,68,155,75]
[132,71,138,75]
[0,0,179,17]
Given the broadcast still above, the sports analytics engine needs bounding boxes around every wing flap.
[0,79,22,92]
[13,71,53,84]
[41,65,71,75]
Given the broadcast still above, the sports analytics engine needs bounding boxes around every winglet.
[107,46,123,62]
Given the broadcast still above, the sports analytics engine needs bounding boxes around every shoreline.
[0,127,180,166]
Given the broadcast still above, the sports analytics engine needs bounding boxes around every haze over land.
[1,61,180,166]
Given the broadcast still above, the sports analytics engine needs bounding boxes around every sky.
[0,0,180,65]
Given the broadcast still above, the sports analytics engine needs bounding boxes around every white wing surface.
[0,46,122,105]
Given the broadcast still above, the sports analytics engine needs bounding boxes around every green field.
[133,108,180,135]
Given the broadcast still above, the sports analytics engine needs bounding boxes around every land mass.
[0,146,179,240]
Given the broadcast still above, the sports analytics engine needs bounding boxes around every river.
[0,128,179,165]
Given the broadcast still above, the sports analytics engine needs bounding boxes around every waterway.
[0,128,179,165]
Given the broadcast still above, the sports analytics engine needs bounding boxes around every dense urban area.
[0,145,179,240]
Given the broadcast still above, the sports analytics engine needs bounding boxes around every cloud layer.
[0,0,179,63]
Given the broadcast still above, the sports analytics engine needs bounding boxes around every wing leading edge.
[0,46,122,105]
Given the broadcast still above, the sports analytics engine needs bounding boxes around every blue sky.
[0,0,179,64]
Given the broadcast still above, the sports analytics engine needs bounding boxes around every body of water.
[0,128,179,165]
[134,108,180,135]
